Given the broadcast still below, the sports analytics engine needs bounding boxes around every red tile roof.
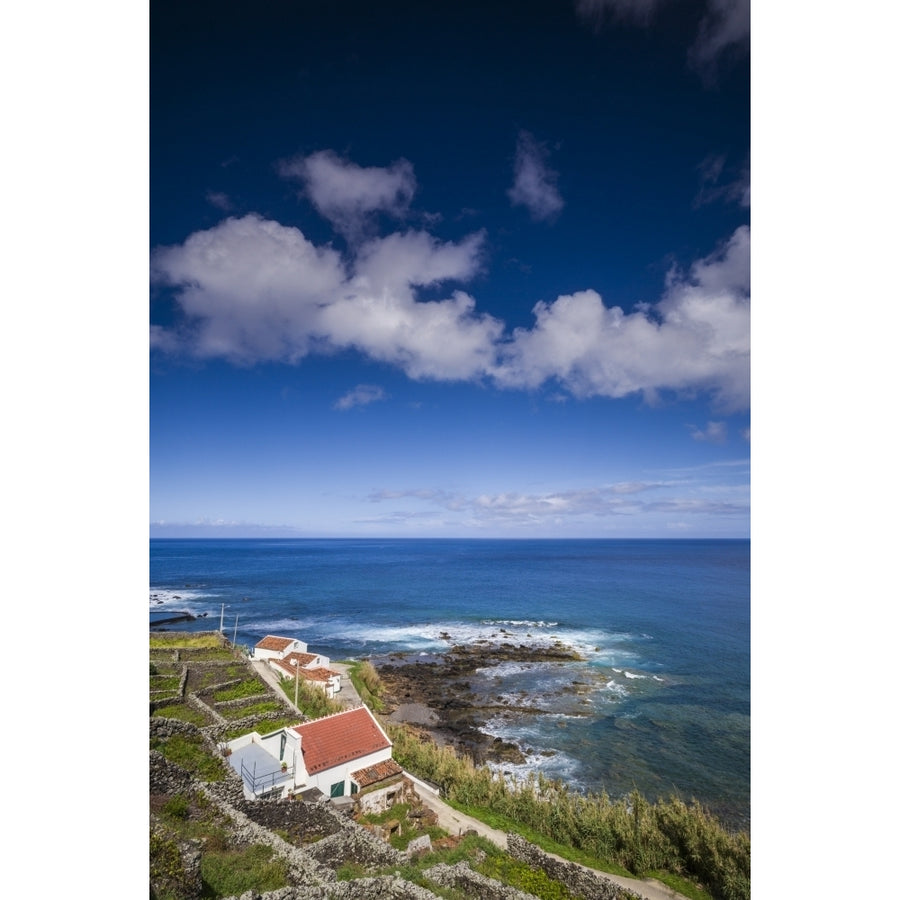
[351,758,404,788]
[255,635,296,652]
[297,667,338,683]
[283,651,318,668]
[292,707,391,775]
[269,658,337,682]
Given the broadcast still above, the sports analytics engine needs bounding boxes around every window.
[330,781,345,798]
[350,782,358,795]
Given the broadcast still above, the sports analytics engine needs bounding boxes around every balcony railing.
[239,759,293,796]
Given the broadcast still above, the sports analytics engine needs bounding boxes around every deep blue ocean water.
[150,538,749,829]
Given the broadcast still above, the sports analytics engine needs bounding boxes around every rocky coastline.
[372,636,588,767]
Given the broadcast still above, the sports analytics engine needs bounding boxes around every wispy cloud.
[206,190,233,211]
[507,131,564,222]
[575,0,749,78]
[575,0,663,27]
[694,154,750,209]
[688,421,727,443]
[149,519,305,538]
[334,384,387,411]
[278,150,416,240]
[688,0,751,79]
[367,482,747,529]
[151,153,749,411]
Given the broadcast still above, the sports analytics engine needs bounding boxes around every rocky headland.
[373,636,590,766]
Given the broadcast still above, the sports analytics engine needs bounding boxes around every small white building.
[224,706,402,802]
[252,635,308,661]
[268,652,341,698]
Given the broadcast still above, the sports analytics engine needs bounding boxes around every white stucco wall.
[309,746,393,797]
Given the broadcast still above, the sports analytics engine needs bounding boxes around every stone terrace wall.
[231,876,443,899]
[423,861,540,900]
[505,834,646,900]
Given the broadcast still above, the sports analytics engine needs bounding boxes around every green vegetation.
[354,810,577,900]
[189,664,251,690]
[334,862,368,882]
[179,648,237,662]
[479,852,578,900]
[218,699,285,720]
[151,790,288,899]
[150,632,224,649]
[200,844,290,897]
[150,631,747,900]
[221,715,301,741]
[346,659,387,712]
[277,674,344,718]
[388,723,747,900]
[211,678,268,702]
[152,703,213,727]
[151,662,183,678]
[151,732,228,783]
[150,830,196,900]
[424,837,580,900]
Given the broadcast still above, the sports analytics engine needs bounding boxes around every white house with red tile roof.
[267,652,341,698]
[224,706,399,802]
[252,634,308,660]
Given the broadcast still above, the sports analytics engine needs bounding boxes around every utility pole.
[294,658,300,708]
[220,604,225,632]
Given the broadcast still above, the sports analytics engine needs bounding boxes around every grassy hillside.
[150,631,746,900]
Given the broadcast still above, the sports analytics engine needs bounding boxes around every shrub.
[150,830,196,900]
[387,721,749,900]
[278,676,343,718]
[162,794,190,820]
[348,659,387,712]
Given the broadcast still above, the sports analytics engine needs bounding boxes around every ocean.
[150,538,750,829]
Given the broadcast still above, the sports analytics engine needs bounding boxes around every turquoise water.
[150,538,749,828]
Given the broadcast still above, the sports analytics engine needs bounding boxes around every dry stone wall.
[423,861,541,900]
[505,834,646,900]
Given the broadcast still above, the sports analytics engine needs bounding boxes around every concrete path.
[416,787,509,848]
[329,662,363,707]
[250,659,302,713]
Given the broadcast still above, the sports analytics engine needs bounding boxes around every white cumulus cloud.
[150,214,346,364]
[507,131,564,222]
[492,226,749,411]
[151,154,749,411]
[151,214,501,382]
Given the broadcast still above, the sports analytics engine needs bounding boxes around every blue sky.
[150,0,751,538]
